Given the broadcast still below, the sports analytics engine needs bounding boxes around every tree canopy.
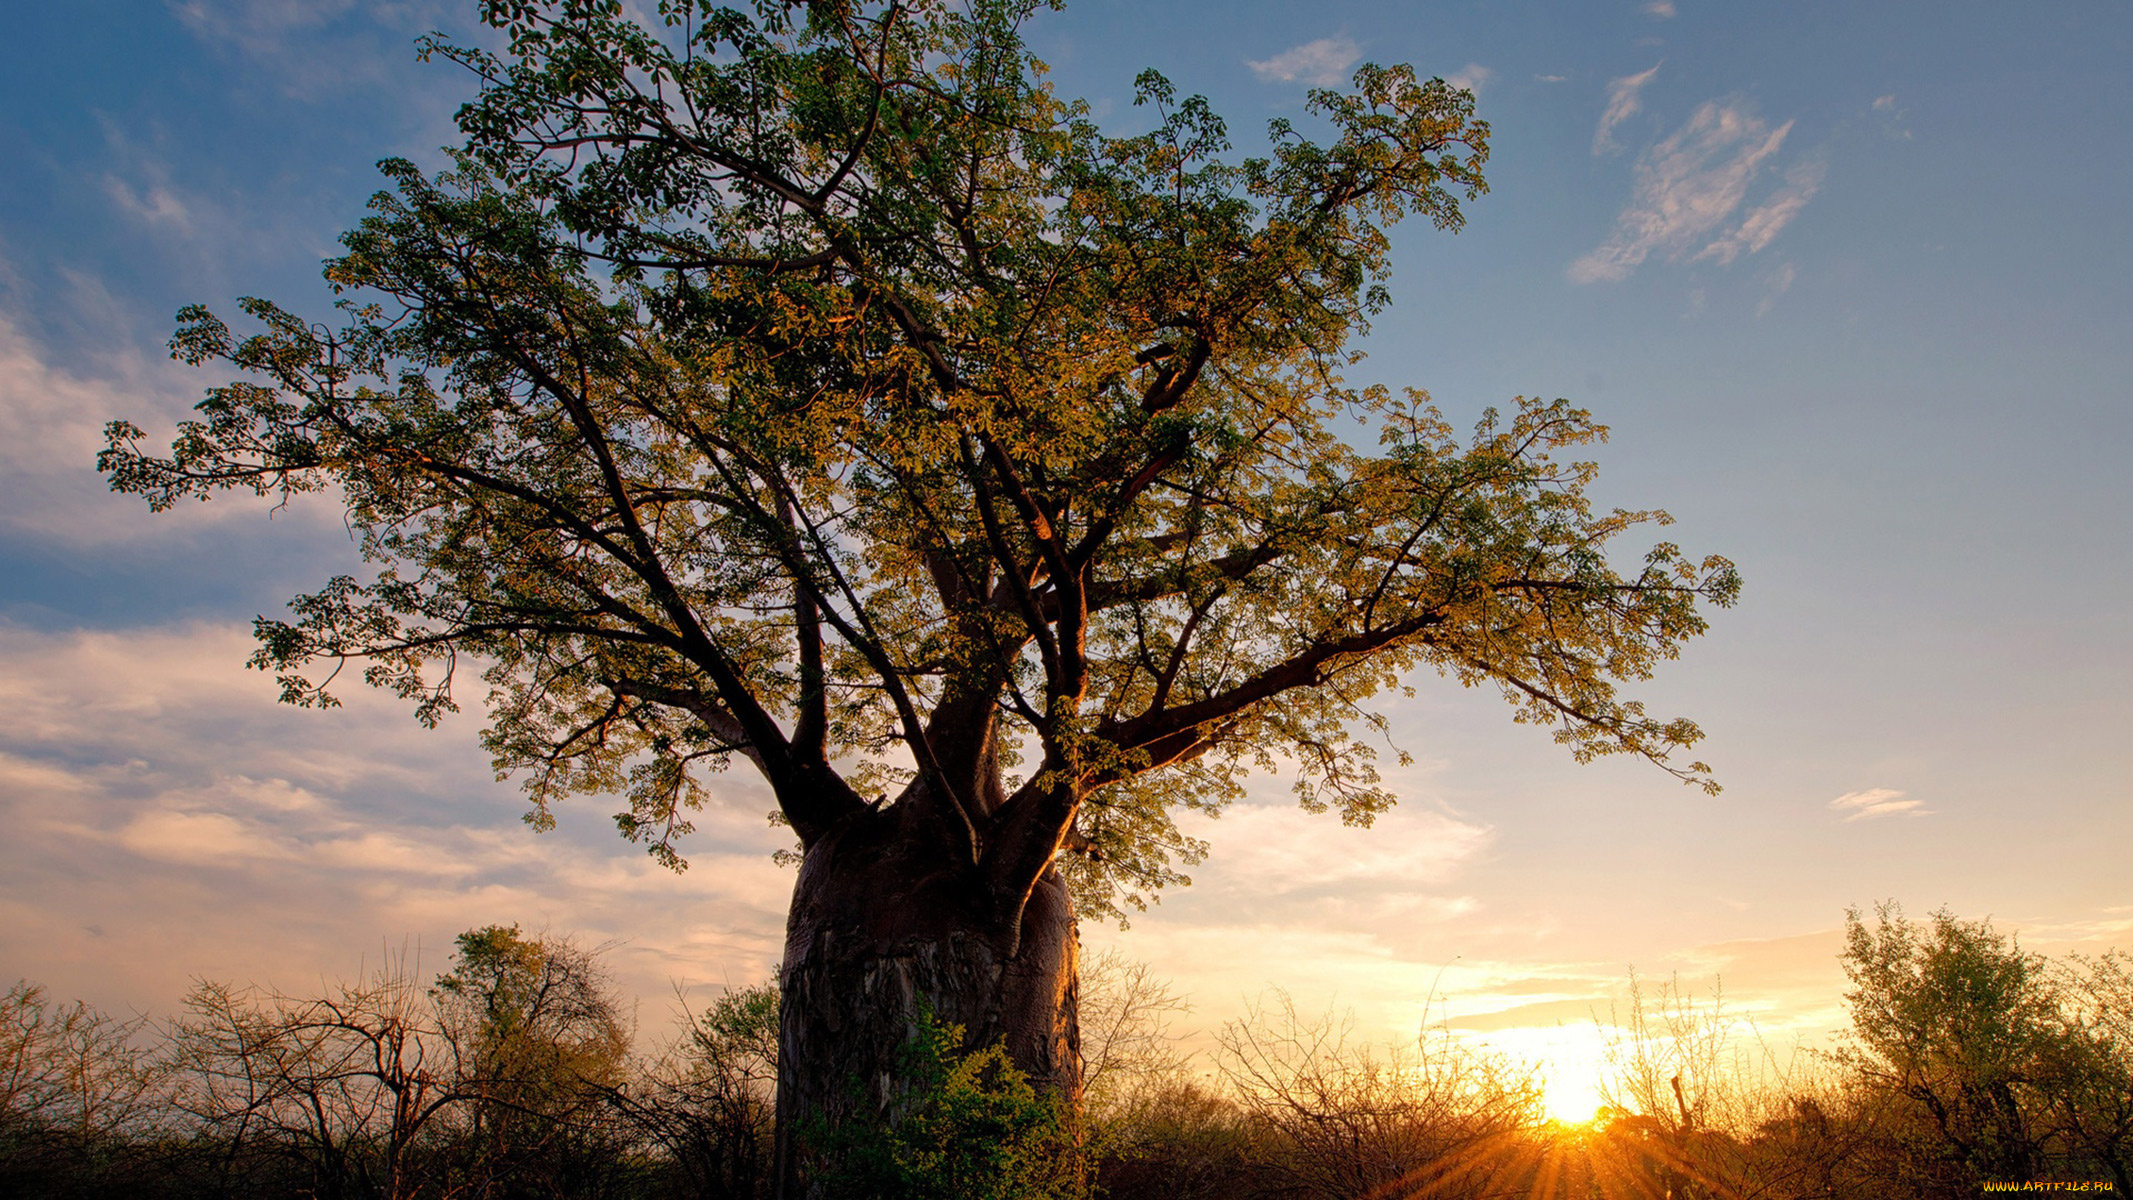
[101,0,1738,925]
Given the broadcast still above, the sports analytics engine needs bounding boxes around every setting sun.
[1468,1024,1614,1127]
[1542,1070,1606,1126]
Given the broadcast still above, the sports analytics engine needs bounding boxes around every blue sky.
[2,0,2128,1102]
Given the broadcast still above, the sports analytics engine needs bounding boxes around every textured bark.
[772,802,1080,1199]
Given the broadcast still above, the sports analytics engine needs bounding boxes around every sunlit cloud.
[0,308,350,543]
[1570,100,1804,283]
[2011,911,2133,953]
[118,807,300,865]
[1593,62,1661,155]
[1828,787,1929,822]
[1431,931,1852,1047]
[1697,157,1826,265]
[1065,792,1499,1046]
[1247,36,1362,87]
[0,314,127,478]
[1448,995,1610,1033]
[0,623,793,1013]
[1643,0,1678,17]
[1444,63,1494,95]
[1083,922,1479,1054]
[1183,800,1492,895]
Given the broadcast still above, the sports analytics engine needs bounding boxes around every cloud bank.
[0,623,793,1014]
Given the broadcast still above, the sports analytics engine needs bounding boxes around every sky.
[2,0,2129,1121]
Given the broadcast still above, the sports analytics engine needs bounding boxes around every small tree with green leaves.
[2039,952,2133,1196]
[1838,903,2068,1188]
[432,925,633,1196]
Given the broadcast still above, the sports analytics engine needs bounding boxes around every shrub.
[811,1005,1085,1200]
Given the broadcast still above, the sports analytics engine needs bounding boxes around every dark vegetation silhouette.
[6,906,2131,1198]
[99,1,1739,1188]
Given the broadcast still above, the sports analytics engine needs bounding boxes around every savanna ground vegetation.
[5,904,2130,1198]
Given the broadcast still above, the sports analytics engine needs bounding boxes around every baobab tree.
[102,0,1738,1190]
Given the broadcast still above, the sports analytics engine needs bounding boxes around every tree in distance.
[101,0,1738,1190]
[431,924,632,1189]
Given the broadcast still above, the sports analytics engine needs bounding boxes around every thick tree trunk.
[771,804,1080,1199]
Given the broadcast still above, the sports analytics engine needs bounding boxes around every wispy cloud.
[1247,36,1362,87]
[166,0,460,95]
[2009,911,2133,952]
[1569,100,1806,283]
[1828,788,1930,822]
[1444,63,1494,95]
[171,0,454,85]
[1593,62,1661,155]
[1697,157,1826,265]
[1643,0,1678,17]
[102,175,193,232]
[169,0,371,89]
[0,315,135,482]
[95,118,203,238]
[0,310,208,544]
[1535,74,1568,84]
[1872,93,1914,140]
[1756,261,1798,317]
[1426,931,1853,1058]
[1185,801,1492,896]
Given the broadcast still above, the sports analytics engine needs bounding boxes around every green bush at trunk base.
[812,1007,1086,1200]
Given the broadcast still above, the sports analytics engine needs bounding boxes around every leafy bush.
[811,1005,1085,1200]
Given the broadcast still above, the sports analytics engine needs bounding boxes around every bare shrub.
[616,981,780,1200]
[0,980,168,1192]
[166,954,460,1199]
[1215,991,1541,1199]
[1581,973,1836,1199]
[1078,949,1193,1120]
[166,929,636,1199]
